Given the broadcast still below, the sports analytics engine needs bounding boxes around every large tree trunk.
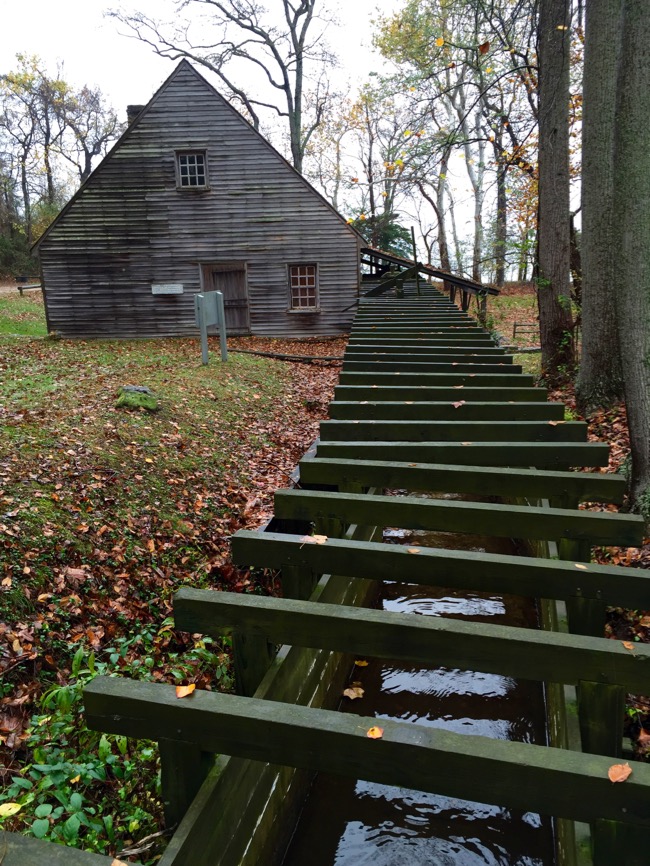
[576,0,624,413]
[536,0,575,381]
[494,149,507,288]
[613,0,650,510]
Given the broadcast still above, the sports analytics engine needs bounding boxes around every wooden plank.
[273,490,644,545]
[327,402,565,421]
[316,440,610,467]
[83,677,650,829]
[157,531,379,866]
[174,588,650,693]
[298,457,626,503]
[341,361,522,373]
[333,385,546,401]
[0,833,121,864]
[230,530,650,608]
[319,419,587,442]
[338,372,535,386]
[346,345,505,356]
[343,353,515,364]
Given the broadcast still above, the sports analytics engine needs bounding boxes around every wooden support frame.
[173,589,650,694]
[298,458,626,503]
[230,531,650,610]
[84,677,650,831]
[273,490,645,546]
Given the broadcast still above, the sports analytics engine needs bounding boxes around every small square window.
[177,151,208,188]
[289,264,318,310]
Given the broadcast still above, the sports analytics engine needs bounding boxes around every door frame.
[199,261,251,335]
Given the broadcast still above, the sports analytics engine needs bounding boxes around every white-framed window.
[289,264,318,310]
[176,151,208,188]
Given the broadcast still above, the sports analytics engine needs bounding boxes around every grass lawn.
[0,293,342,861]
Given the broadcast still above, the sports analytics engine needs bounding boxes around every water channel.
[282,508,555,866]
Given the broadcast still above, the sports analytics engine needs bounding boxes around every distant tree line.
[0,54,123,276]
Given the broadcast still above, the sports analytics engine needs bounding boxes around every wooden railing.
[10,285,647,865]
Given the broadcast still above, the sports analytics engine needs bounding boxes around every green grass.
[0,293,48,336]
[0,328,310,861]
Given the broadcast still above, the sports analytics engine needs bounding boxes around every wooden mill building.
[35,60,361,339]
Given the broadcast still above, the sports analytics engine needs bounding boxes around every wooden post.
[233,631,275,697]
[159,739,214,828]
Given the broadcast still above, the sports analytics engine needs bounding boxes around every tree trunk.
[537,0,575,381]
[576,0,624,413]
[494,150,507,288]
[613,0,650,511]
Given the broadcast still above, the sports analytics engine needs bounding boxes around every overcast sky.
[1,0,394,118]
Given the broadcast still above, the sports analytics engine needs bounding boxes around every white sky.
[0,0,479,253]
[0,0,395,118]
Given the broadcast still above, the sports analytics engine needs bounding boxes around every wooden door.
[202,263,250,335]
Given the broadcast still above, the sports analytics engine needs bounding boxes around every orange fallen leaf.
[299,534,328,546]
[147,539,156,553]
[367,726,384,739]
[608,762,632,783]
[623,641,635,653]
[176,684,196,698]
[354,659,369,667]
[70,774,81,784]
[637,729,650,747]
[407,547,421,554]
[343,686,364,700]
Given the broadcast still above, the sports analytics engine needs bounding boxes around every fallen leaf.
[461,441,473,446]
[623,641,635,653]
[147,539,156,553]
[637,729,650,747]
[176,684,196,698]
[453,385,464,389]
[608,762,632,783]
[479,40,490,54]
[452,401,466,409]
[367,726,384,739]
[354,659,369,667]
[407,547,421,554]
[70,774,81,783]
[300,534,328,546]
[0,802,23,817]
[574,563,588,570]
[343,686,364,700]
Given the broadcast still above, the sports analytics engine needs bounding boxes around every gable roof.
[34,59,362,250]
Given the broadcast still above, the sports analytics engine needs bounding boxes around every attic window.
[176,151,208,188]
[289,264,318,311]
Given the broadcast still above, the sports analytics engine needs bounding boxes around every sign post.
[194,291,228,364]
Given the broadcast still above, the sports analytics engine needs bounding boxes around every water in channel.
[282,510,555,866]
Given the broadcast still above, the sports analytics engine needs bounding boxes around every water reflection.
[282,521,554,866]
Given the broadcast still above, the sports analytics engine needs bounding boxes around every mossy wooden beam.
[342,361,521,373]
[273,490,644,545]
[319,419,587,442]
[0,833,122,865]
[342,353,514,365]
[174,589,650,694]
[338,372,535,386]
[83,677,650,829]
[333,385,547,402]
[316,440,610,467]
[350,333,495,342]
[298,458,626,503]
[327,402,564,421]
[231,530,650,608]
[345,345,504,355]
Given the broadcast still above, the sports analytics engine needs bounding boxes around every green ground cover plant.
[0,292,342,861]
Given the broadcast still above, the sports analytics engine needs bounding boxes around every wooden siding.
[38,61,360,339]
